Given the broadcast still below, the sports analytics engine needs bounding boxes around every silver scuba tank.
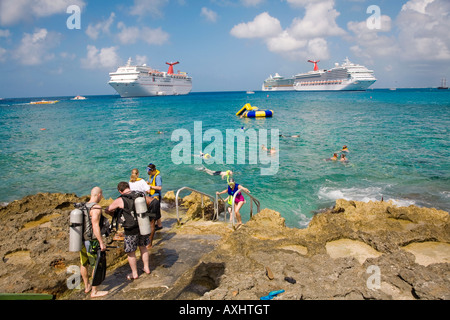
[69,208,83,252]
[135,196,151,236]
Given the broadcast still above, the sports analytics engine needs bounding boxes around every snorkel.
[227,177,236,205]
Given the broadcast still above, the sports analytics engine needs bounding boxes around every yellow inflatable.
[236,103,273,118]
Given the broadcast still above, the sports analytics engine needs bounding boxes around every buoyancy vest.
[227,184,240,205]
[148,170,161,198]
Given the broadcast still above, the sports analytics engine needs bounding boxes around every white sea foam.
[317,186,417,208]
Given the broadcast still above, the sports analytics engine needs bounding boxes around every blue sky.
[0,0,449,98]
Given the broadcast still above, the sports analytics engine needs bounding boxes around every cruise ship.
[108,58,192,97]
[262,58,376,92]
[262,73,295,91]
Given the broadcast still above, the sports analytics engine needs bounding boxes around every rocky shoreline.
[0,192,448,300]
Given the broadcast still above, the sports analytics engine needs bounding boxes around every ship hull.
[294,79,375,91]
[261,84,295,91]
[109,78,192,98]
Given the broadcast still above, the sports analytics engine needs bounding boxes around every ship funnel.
[166,61,180,74]
[308,60,320,71]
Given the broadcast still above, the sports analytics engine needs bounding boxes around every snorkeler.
[341,145,349,153]
[193,152,211,159]
[326,153,338,161]
[340,153,348,162]
[200,167,233,180]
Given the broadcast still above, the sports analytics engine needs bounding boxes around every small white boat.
[72,95,86,100]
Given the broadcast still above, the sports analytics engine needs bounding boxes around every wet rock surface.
[0,192,448,300]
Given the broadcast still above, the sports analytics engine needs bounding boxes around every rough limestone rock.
[197,202,450,300]
[0,193,124,297]
[0,193,448,300]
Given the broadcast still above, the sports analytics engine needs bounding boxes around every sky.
[0,0,449,98]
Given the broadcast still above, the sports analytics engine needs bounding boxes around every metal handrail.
[175,187,217,223]
[175,186,261,228]
[230,189,260,227]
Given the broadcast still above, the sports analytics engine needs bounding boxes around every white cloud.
[135,55,148,65]
[266,31,306,53]
[201,7,218,23]
[230,1,343,60]
[117,22,169,45]
[230,12,283,39]
[81,45,121,70]
[130,0,169,18]
[397,0,450,61]
[288,0,346,39]
[346,15,399,63]
[0,0,85,26]
[14,28,61,65]
[241,0,264,6]
[347,0,450,63]
[86,13,115,40]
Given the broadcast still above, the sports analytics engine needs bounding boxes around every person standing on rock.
[216,178,250,228]
[106,182,151,280]
[80,186,109,298]
[147,163,163,239]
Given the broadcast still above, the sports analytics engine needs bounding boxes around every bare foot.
[84,284,92,294]
[91,290,109,298]
[127,273,138,281]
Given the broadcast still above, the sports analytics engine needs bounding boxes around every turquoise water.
[0,89,449,227]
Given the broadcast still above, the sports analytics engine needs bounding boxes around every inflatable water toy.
[236,103,273,118]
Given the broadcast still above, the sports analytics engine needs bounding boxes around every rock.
[163,190,176,203]
[182,192,216,220]
[197,202,449,300]
[0,193,448,300]
[0,193,126,297]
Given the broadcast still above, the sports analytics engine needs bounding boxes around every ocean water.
[0,89,449,228]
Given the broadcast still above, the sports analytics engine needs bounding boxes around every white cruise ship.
[108,58,192,97]
[262,58,376,92]
[262,73,295,91]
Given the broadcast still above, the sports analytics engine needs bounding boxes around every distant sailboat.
[438,78,448,89]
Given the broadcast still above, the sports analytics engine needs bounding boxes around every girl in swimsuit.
[216,178,249,228]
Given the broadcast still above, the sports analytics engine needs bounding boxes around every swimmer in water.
[200,167,233,180]
[341,145,349,153]
[327,153,338,161]
[340,153,348,162]
[193,152,211,159]
[279,134,300,138]
[262,145,277,154]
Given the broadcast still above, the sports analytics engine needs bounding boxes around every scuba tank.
[135,196,151,236]
[69,208,84,252]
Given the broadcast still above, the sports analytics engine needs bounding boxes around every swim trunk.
[124,234,151,253]
[80,240,99,267]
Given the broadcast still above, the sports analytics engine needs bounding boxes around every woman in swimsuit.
[216,178,249,228]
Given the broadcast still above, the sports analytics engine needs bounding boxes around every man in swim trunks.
[106,182,151,280]
[80,187,108,298]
